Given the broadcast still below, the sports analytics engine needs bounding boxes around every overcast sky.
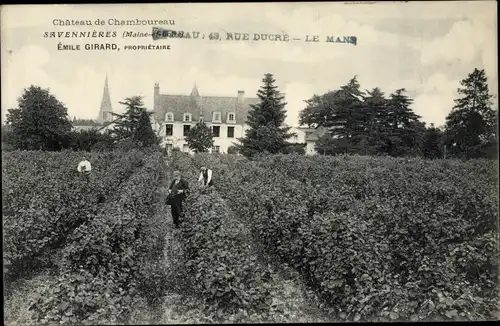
[1,2,498,127]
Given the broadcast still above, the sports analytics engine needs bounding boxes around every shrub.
[2,150,144,283]
[217,154,499,322]
[28,152,165,324]
[179,190,273,321]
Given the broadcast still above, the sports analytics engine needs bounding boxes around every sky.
[1,1,498,127]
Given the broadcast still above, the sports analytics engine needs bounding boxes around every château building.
[73,76,324,155]
[152,83,259,153]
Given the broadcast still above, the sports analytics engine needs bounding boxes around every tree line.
[2,86,159,152]
[2,68,497,160]
[298,68,497,159]
[235,68,497,159]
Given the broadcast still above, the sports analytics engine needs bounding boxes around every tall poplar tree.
[237,73,295,157]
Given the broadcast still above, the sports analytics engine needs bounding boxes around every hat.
[200,166,207,170]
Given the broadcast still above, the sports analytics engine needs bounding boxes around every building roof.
[154,86,259,125]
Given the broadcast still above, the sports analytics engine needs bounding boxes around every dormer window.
[227,112,236,123]
[212,111,222,123]
[183,113,192,122]
[165,112,174,122]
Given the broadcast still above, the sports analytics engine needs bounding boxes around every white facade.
[154,119,246,154]
[153,123,322,155]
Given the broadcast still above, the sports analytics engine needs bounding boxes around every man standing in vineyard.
[167,170,189,228]
[77,156,92,181]
[197,166,214,188]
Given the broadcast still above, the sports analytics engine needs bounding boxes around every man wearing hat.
[198,166,214,188]
[167,170,190,228]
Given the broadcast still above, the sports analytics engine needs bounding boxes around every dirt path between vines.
[148,173,331,323]
[146,163,214,324]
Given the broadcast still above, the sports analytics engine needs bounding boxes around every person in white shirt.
[77,156,92,180]
[198,166,213,188]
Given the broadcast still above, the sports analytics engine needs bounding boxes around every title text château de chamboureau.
[52,19,175,26]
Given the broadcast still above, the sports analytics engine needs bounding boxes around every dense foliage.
[185,120,215,153]
[180,192,273,320]
[169,153,274,321]
[5,85,73,151]
[194,153,499,322]
[299,69,497,159]
[2,150,144,283]
[4,148,498,324]
[111,96,159,147]
[444,68,498,159]
[27,151,165,324]
[66,129,116,152]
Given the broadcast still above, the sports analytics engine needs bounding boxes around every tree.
[357,88,390,155]
[422,123,444,159]
[300,78,427,157]
[384,89,424,156]
[185,120,214,153]
[300,77,366,137]
[5,85,72,151]
[300,77,370,155]
[315,134,339,155]
[444,68,497,158]
[134,109,158,147]
[110,96,158,147]
[237,73,295,157]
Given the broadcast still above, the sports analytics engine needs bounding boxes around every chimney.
[237,90,244,105]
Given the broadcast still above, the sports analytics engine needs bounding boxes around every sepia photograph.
[1,1,499,324]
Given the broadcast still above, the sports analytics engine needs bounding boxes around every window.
[165,124,173,136]
[212,111,221,122]
[212,145,220,153]
[183,113,192,122]
[165,112,174,121]
[227,112,235,122]
[227,126,234,138]
[183,125,191,137]
[212,126,220,137]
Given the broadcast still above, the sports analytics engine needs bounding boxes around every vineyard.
[3,150,499,324]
